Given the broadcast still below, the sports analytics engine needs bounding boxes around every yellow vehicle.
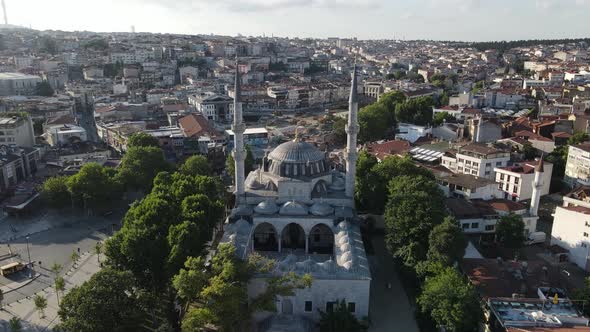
[0,262,25,276]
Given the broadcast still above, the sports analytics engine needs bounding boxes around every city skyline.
[10,0,590,41]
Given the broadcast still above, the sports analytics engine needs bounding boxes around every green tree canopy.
[568,132,590,145]
[495,213,526,249]
[57,268,146,332]
[417,267,481,331]
[117,146,170,192]
[356,155,435,214]
[426,217,468,266]
[179,155,212,177]
[67,163,121,209]
[174,243,312,331]
[433,111,455,126]
[522,143,537,160]
[35,81,54,97]
[41,176,71,208]
[384,175,446,267]
[357,91,405,143]
[127,132,160,148]
[318,299,367,332]
[395,96,435,126]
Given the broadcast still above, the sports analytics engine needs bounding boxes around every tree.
[354,150,379,211]
[573,277,590,316]
[426,217,467,266]
[127,132,160,148]
[433,111,454,126]
[41,176,71,209]
[384,175,447,267]
[318,299,367,332]
[8,317,22,332]
[70,250,80,263]
[417,267,481,331]
[522,143,537,160]
[57,268,146,332]
[495,213,526,249]
[67,163,121,210]
[568,132,589,145]
[39,36,58,54]
[95,241,103,264]
[179,155,212,177]
[117,146,170,192]
[357,91,405,143]
[546,145,568,178]
[174,243,312,331]
[34,294,47,318]
[50,262,62,277]
[356,155,436,214]
[35,81,54,97]
[54,276,65,305]
[331,116,347,145]
[395,96,435,126]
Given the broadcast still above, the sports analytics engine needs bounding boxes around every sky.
[10,0,590,41]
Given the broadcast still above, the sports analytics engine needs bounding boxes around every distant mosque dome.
[266,139,328,179]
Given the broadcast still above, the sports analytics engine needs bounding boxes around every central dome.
[265,140,329,178]
[268,140,325,163]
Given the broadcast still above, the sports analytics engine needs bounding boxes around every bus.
[0,262,25,276]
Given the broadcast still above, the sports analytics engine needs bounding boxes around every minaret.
[232,57,246,203]
[529,155,544,216]
[345,64,359,198]
[475,115,482,143]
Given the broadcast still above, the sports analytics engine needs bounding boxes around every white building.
[564,144,590,188]
[395,123,431,143]
[0,73,42,96]
[495,159,553,202]
[188,92,234,122]
[44,124,87,146]
[219,66,370,326]
[0,115,35,147]
[435,172,504,200]
[441,143,511,180]
[550,186,590,271]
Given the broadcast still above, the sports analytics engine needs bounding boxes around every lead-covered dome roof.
[268,140,325,163]
[266,140,328,178]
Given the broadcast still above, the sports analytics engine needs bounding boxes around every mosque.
[220,62,371,329]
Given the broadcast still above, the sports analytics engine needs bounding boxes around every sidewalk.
[0,251,102,331]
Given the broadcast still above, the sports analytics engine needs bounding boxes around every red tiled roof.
[366,140,410,159]
[178,114,221,139]
[552,131,572,138]
[487,199,526,212]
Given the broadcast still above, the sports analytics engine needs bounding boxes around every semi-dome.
[266,140,328,178]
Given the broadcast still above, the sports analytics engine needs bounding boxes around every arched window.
[281,223,305,251]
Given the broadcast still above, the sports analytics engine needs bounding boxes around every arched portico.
[281,223,306,252]
[252,222,279,252]
[308,224,334,254]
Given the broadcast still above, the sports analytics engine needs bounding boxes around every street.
[368,235,419,332]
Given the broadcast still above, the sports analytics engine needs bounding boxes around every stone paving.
[0,251,102,331]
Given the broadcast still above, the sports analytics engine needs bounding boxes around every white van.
[525,231,546,245]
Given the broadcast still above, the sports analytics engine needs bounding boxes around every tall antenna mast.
[2,0,7,25]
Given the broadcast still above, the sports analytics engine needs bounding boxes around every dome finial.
[294,127,301,142]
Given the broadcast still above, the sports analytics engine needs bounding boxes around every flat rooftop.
[0,72,41,80]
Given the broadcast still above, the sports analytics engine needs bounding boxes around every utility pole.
[25,235,32,278]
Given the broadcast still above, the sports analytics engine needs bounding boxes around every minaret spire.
[232,56,246,203]
[345,63,359,198]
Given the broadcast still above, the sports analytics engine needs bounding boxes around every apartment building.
[0,115,35,148]
[188,92,234,122]
[441,143,511,180]
[551,186,590,271]
[564,144,590,188]
[494,159,552,201]
[0,73,42,96]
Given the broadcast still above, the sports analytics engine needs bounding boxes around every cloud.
[137,0,379,12]
[535,0,589,9]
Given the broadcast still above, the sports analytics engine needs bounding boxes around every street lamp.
[25,235,32,279]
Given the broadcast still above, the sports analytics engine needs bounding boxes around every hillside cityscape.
[0,9,589,332]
